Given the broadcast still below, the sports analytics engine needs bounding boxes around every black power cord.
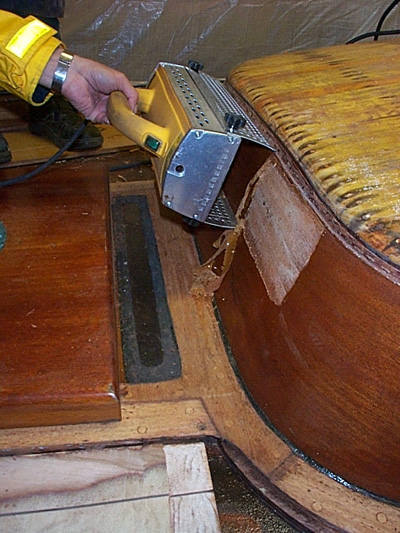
[347,28,400,44]
[3,2,398,187]
[347,0,400,43]
[374,0,400,39]
[0,118,89,188]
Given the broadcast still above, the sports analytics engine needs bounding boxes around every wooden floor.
[0,119,399,532]
[0,442,220,532]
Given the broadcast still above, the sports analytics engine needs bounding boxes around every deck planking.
[0,129,398,531]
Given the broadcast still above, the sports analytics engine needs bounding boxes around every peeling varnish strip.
[191,171,262,298]
[244,159,324,306]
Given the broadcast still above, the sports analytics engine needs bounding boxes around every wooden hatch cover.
[0,163,120,429]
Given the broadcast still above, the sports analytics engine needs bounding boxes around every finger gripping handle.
[107,90,168,156]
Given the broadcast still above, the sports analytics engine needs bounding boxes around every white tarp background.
[61,1,400,82]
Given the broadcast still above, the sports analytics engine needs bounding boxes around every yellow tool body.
[108,62,272,228]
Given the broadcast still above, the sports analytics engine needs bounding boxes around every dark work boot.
[0,132,11,164]
[29,95,103,151]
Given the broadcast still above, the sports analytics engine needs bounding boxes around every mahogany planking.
[0,164,120,428]
[195,151,400,503]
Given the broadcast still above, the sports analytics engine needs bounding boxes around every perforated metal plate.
[206,192,237,229]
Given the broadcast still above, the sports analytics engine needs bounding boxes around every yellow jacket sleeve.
[0,11,63,105]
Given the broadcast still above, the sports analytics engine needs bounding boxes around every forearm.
[42,51,139,124]
[0,10,138,124]
[0,10,62,104]
[38,46,63,88]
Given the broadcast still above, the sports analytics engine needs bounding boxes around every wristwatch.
[51,49,74,94]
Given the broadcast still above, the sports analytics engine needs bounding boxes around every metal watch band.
[51,49,74,94]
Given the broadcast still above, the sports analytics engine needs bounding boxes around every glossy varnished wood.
[191,42,400,503]
[0,164,120,428]
[0,175,399,531]
[196,146,400,502]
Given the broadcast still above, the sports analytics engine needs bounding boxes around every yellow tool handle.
[107,89,169,157]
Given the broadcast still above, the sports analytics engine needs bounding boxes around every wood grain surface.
[194,42,400,503]
[0,174,398,530]
[0,164,120,428]
[0,443,220,533]
[0,130,399,530]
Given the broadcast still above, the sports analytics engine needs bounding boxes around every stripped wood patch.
[0,177,398,531]
[165,443,221,532]
[244,157,323,305]
[0,443,220,533]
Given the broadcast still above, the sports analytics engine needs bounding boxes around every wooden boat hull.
[197,150,400,503]
[2,43,400,529]
[195,41,400,503]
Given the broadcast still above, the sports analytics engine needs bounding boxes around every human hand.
[62,55,138,123]
[39,49,138,124]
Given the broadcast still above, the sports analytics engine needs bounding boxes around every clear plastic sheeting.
[62,0,400,81]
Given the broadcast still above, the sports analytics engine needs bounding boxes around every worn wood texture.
[0,164,120,428]
[228,40,400,266]
[164,443,221,532]
[0,167,399,530]
[271,455,400,533]
[0,443,219,533]
[0,399,216,455]
[194,41,400,503]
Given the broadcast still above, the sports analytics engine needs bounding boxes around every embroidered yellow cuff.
[6,19,52,59]
[0,11,63,104]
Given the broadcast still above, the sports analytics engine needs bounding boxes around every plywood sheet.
[0,443,220,533]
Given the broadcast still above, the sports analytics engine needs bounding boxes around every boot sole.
[29,123,103,151]
[0,151,11,164]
